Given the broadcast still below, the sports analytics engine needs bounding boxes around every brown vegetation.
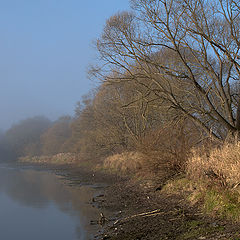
[1,0,240,225]
[103,151,145,173]
[19,153,79,165]
[187,140,240,189]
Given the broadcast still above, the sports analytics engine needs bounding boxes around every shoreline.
[16,161,240,240]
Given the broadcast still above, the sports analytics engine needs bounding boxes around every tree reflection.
[0,166,105,239]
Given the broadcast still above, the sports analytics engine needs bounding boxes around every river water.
[0,164,106,240]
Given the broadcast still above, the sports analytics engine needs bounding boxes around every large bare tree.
[91,0,240,139]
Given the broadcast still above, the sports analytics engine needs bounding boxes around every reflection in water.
[0,165,105,240]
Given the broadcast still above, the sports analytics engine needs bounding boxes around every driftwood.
[113,208,179,225]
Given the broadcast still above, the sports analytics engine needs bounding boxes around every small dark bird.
[155,186,162,191]
[204,169,218,179]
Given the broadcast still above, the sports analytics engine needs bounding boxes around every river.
[0,163,107,240]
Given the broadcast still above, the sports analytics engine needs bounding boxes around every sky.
[0,0,130,130]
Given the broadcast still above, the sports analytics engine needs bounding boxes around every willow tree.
[91,0,240,139]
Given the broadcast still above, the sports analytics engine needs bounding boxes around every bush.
[136,120,199,178]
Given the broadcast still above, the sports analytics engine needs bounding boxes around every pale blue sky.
[0,0,130,130]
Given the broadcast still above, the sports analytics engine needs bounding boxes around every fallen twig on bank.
[113,208,180,225]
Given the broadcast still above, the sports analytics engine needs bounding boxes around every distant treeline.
[0,83,198,170]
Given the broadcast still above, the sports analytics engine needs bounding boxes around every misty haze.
[1,0,240,239]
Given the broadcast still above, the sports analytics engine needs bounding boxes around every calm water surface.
[0,164,106,240]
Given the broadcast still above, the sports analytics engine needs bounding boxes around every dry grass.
[161,138,240,222]
[187,141,240,189]
[162,176,240,222]
[161,177,195,195]
[103,151,146,173]
[19,152,79,165]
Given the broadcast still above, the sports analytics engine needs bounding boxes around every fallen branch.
[113,208,179,225]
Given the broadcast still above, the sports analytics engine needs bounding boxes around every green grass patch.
[203,189,240,221]
[162,177,240,222]
[176,219,225,240]
[161,177,193,194]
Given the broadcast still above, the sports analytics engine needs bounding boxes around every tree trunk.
[236,99,240,132]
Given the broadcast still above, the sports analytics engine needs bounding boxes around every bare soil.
[94,177,240,240]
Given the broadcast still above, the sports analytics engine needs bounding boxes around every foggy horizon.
[0,0,130,131]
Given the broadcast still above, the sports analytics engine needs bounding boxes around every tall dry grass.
[19,152,79,165]
[187,140,240,188]
[103,151,145,173]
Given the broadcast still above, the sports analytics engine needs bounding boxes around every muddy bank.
[95,178,240,240]
[17,162,240,239]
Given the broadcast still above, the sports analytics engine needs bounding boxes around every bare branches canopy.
[92,0,240,139]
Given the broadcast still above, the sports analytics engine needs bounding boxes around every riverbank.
[95,177,240,240]
[18,159,240,240]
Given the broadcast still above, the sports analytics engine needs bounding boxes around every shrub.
[136,119,199,178]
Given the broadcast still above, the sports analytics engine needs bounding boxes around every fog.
[0,0,130,131]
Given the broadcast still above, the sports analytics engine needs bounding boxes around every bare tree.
[91,0,240,139]
[94,80,174,146]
